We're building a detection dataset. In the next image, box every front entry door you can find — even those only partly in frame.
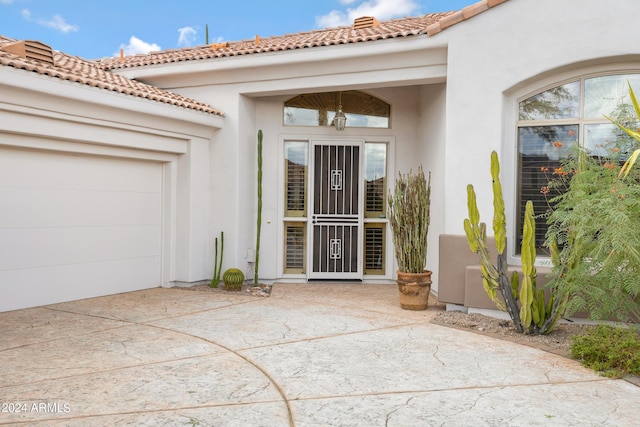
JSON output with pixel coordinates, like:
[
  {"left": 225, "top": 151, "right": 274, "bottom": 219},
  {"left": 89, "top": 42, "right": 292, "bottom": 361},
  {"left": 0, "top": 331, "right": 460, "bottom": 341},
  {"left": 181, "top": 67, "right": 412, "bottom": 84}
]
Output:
[{"left": 308, "top": 140, "right": 363, "bottom": 279}]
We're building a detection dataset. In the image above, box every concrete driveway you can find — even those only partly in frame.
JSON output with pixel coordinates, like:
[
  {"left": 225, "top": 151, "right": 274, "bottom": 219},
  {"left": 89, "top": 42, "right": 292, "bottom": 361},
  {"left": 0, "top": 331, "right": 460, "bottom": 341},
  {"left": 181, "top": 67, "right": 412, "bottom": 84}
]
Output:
[{"left": 1, "top": 283, "right": 639, "bottom": 426}]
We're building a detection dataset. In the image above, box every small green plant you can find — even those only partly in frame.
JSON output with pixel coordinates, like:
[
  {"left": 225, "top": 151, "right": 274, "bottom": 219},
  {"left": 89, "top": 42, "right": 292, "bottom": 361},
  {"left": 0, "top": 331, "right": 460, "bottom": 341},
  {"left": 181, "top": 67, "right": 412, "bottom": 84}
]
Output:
[
  {"left": 464, "top": 151, "right": 568, "bottom": 335},
  {"left": 209, "top": 231, "right": 224, "bottom": 288},
  {"left": 571, "top": 325, "right": 640, "bottom": 378},
  {"left": 223, "top": 268, "right": 245, "bottom": 291},
  {"left": 387, "top": 166, "right": 431, "bottom": 273}
]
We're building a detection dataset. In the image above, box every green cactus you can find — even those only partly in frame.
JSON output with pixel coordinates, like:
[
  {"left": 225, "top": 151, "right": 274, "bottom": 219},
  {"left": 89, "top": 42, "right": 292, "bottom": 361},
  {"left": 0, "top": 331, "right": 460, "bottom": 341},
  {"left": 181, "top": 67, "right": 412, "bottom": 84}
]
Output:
[
  {"left": 223, "top": 268, "right": 245, "bottom": 291},
  {"left": 254, "top": 129, "right": 263, "bottom": 285},
  {"left": 209, "top": 231, "right": 224, "bottom": 288},
  {"left": 464, "top": 151, "right": 567, "bottom": 335}
]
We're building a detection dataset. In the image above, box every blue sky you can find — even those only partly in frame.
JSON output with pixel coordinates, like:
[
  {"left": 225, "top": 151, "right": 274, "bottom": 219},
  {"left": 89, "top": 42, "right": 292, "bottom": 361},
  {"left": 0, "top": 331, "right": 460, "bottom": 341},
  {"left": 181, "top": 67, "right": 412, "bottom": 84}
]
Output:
[{"left": 0, "top": 0, "right": 476, "bottom": 59}]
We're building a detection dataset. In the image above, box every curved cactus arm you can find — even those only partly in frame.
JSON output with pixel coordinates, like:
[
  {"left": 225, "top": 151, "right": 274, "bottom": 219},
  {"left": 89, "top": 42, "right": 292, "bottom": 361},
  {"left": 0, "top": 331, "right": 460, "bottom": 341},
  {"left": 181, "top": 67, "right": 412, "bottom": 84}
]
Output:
[
  {"left": 519, "top": 201, "right": 536, "bottom": 330},
  {"left": 510, "top": 272, "right": 520, "bottom": 300},
  {"left": 210, "top": 236, "right": 219, "bottom": 288},
  {"left": 490, "top": 151, "right": 507, "bottom": 255},
  {"left": 465, "top": 185, "right": 505, "bottom": 310},
  {"left": 218, "top": 231, "right": 224, "bottom": 282},
  {"left": 209, "top": 231, "right": 225, "bottom": 288},
  {"left": 467, "top": 184, "right": 481, "bottom": 226},
  {"left": 540, "top": 289, "right": 569, "bottom": 334}
]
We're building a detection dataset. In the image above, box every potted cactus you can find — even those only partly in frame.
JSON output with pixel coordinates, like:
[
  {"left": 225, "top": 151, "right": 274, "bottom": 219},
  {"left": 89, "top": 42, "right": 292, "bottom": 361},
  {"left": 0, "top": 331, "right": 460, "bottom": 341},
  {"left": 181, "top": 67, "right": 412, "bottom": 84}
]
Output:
[{"left": 387, "top": 166, "right": 432, "bottom": 310}]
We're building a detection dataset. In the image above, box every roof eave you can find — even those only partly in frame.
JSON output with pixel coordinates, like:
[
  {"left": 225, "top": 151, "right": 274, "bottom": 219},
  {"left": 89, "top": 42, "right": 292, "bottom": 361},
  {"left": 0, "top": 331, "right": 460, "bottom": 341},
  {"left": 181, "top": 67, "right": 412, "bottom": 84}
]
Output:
[
  {"left": 112, "top": 33, "right": 447, "bottom": 82},
  {"left": 0, "top": 65, "right": 225, "bottom": 131}
]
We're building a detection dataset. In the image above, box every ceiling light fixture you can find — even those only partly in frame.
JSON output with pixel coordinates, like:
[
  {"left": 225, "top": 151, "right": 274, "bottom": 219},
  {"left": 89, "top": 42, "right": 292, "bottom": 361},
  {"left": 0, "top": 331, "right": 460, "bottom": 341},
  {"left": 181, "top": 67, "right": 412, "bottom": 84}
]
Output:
[{"left": 334, "top": 92, "right": 346, "bottom": 131}]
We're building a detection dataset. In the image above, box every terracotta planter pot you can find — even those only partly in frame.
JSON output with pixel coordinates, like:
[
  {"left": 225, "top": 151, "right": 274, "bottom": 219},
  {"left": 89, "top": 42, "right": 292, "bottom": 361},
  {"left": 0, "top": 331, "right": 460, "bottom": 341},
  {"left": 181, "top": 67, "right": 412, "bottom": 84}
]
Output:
[{"left": 397, "top": 270, "right": 432, "bottom": 310}]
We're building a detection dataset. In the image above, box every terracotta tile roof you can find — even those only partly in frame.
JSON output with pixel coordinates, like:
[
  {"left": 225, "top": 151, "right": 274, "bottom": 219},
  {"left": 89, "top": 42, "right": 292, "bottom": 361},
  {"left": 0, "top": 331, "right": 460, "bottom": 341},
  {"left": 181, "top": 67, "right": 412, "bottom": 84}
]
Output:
[
  {"left": 426, "top": 0, "right": 509, "bottom": 35},
  {"left": 98, "top": 1, "right": 510, "bottom": 71},
  {"left": 98, "top": 13, "right": 455, "bottom": 70},
  {"left": 0, "top": 36, "right": 223, "bottom": 117}
]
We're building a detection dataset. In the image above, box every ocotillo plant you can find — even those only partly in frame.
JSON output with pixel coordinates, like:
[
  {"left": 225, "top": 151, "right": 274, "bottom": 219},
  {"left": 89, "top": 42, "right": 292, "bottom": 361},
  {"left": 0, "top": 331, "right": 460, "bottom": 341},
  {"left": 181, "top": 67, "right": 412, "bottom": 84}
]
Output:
[
  {"left": 209, "top": 231, "right": 224, "bottom": 288},
  {"left": 464, "top": 151, "right": 567, "bottom": 335},
  {"left": 254, "top": 130, "right": 263, "bottom": 285}
]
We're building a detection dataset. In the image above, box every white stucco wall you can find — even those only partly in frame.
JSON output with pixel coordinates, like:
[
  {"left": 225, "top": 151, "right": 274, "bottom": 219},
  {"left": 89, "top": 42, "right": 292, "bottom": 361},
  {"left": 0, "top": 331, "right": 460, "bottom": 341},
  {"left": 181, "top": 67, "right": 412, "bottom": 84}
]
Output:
[
  {"left": 173, "top": 82, "right": 447, "bottom": 283},
  {"left": 417, "top": 83, "right": 447, "bottom": 293},
  {"left": 0, "top": 68, "right": 220, "bottom": 310},
  {"left": 442, "top": 0, "right": 640, "bottom": 249}
]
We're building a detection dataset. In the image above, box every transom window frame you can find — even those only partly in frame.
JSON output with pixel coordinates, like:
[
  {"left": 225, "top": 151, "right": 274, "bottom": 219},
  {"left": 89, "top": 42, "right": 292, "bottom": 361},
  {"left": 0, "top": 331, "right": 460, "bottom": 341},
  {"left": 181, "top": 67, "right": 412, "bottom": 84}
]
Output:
[
  {"left": 506, "top": 67, "right": 640, "bottom": 267},
  {"left": 283, "top": 90, "right": 392, "bottom": 129}
]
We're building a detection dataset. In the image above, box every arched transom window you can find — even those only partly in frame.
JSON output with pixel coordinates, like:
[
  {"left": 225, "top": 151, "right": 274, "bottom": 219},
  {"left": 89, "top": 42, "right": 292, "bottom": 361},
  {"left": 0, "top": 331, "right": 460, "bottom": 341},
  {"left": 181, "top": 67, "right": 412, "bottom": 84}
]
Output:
[{"left": 284, "top": 91, "right": 390, "bottom": 128}]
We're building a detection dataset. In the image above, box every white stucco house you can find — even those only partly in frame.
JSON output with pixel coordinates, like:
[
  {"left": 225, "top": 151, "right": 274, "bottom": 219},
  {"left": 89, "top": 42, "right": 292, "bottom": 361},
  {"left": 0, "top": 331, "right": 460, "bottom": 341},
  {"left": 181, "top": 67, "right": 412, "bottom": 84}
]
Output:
[{"left": 2, "top": 0, "right": 639, "bottom": 312}]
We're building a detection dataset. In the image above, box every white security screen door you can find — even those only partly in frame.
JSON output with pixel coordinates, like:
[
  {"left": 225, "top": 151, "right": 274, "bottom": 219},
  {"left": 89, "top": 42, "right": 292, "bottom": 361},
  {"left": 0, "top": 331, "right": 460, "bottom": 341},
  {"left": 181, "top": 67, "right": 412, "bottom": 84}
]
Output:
[{"left": 308, "top": 140, "right": 364, "bottom": 279}]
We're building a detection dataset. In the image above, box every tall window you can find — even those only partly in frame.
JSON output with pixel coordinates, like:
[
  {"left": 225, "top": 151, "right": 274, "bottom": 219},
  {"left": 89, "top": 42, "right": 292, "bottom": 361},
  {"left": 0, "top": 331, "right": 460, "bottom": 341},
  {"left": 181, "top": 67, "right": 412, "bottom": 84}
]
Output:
[
  {"left": 284, "top": 91, "right": 390, "bottom": 128},
  {"left": 283, "top": 142, "right": 308, "bottom": 273},
  {"left": 364, "top": 143, "right": 387, "bottom": 275},
  {"left": 516, "top": 73, "right": 640, "bottom": 254}
]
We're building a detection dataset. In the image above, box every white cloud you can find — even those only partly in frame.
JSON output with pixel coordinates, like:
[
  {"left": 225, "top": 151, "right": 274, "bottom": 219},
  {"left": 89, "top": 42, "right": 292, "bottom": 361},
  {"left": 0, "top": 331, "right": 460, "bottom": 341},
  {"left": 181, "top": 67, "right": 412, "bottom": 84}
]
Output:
[
  {"left": 21, "top": 8, "right": 79, "bottom": 33},
  {"left": 0, "top": 0, "right": 16, "bottom": 5},
  {"left": 316, "top": 0, "right": 421, "bottom": 28},
  {"left": 316, "top": 10, "right": 346, "bottom": 28},
  {"left": 117, "top": 36, "right": 161, "bottom": 56},
  {"left": 177, "top": 26, "right": 197, "bottom": 47}
]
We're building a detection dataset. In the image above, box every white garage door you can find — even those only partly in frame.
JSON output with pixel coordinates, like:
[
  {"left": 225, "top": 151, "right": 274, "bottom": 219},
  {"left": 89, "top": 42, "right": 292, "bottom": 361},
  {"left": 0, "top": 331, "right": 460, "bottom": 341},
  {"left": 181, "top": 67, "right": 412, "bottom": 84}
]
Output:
[{"left": 0, "top": 147, "right": 163, "bottom": 312}]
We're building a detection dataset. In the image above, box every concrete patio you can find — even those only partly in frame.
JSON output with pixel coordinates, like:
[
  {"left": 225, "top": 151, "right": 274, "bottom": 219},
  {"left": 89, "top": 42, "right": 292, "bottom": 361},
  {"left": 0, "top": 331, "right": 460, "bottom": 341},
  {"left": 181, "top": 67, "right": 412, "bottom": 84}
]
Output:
[{"left": 1, "top": 283, "right": 639, "bottom": 426}]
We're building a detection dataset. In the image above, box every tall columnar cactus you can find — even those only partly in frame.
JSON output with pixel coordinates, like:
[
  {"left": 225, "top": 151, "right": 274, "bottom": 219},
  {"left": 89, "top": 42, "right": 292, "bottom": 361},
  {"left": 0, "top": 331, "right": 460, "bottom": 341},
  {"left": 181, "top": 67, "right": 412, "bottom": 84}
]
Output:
[
  {"left": 210, "top": 231, "right": 224, "bottom": 288},
  {"left": 254, "top": 129, "right": 263, "bottom": 285},
  {"left": 464, "top": 151, "right": 567, "bottom": 335}
]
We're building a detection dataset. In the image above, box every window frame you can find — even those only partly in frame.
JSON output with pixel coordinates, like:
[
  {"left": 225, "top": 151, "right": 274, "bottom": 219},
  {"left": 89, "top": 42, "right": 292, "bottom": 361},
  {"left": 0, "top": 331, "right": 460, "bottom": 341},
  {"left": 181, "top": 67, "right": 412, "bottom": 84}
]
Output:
[
  {"left": 283, "top": 90, "right": 392, "bottom": 129},
  {"left": 509, "top": 69, "right": 640, "bottom": 266}
]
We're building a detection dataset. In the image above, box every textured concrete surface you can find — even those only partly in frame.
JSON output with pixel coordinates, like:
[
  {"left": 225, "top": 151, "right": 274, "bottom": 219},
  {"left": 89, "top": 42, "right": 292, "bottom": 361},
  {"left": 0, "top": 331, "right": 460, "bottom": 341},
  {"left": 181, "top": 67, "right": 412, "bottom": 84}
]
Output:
[{"left": 1, "top": 283, "right": 638, "bottom": 426}]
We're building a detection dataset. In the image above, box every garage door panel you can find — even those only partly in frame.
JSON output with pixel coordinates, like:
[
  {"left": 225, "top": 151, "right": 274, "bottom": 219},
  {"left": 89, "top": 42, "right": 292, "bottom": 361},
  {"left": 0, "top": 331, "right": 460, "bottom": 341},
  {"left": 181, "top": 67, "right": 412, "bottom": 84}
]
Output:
[
  {"left": 0, "top": 149, "right": 162, "bottom": 193},
  {"left": 0, "top": 257, "right": 160, "bottom": 312},
  {"left": 0, "top": 225, "right": 160, "bottom": 270},
  {"left": 0, "top": 188, "right": 161, "bottom": 228},
  {"left": 0, "top": 147, "right": 164, "bottom": 312}
]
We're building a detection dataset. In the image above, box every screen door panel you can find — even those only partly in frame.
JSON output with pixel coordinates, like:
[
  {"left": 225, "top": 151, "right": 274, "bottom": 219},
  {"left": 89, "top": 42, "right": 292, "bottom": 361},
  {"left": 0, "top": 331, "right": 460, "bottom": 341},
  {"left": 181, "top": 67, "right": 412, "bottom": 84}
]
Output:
[{"left": 310, "top": 143, "right": 362, "bottom": 278}]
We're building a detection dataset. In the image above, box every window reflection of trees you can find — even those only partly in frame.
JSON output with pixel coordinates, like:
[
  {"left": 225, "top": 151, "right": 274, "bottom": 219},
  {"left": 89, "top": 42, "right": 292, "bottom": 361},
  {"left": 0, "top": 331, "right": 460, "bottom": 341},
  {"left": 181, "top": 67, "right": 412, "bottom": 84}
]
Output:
[{"left": 284, "top": 91, "right": 390, "bottom": 128}]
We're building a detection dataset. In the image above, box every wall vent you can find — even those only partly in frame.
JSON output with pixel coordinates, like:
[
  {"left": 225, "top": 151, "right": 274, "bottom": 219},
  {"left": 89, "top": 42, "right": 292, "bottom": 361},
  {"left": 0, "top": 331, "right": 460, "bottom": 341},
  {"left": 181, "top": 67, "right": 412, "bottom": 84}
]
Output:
[
  {"left": 0, "top": 40, "right": 55, "bottom": 66},
  {"left": 353, "top": 16, "right": 380, "bottom": 29}
]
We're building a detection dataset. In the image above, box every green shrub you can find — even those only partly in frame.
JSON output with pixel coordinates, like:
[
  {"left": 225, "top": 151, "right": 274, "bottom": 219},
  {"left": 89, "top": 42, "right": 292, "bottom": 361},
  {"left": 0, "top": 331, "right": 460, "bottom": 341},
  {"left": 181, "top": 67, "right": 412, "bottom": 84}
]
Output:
[
  {"left": 545, "top": 145, "right": 640, "bottom": 321},
  {"left": 571, "top": 325, "right": 640, "bottom": 378},
  {"left": 544, "top": 85, "right": 640, "bottom": 322}
]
